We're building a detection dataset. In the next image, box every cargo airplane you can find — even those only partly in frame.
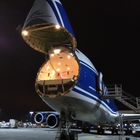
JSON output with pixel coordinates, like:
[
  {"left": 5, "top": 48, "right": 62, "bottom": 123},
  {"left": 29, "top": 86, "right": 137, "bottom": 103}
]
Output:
[{"left": 21, "top": 0, "right": 137, "bottom": 139}]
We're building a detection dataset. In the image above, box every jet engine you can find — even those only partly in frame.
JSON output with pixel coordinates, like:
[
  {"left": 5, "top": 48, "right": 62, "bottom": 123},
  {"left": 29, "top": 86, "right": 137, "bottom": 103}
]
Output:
[
  {"left": 34, "top": 112, "right": 47, "bottom": 124},
  {"left": 34, "top": 112, "right": 59, "bottom": 128},
  {"left": 46, "top": 113, "right": 59, "bottom": 128}
]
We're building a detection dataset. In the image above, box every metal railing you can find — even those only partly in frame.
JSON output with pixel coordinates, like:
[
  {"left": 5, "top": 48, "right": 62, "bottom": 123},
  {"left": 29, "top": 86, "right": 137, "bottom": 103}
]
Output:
[{"left": 102, "top": 84, "right": 140, "bottom": 113}]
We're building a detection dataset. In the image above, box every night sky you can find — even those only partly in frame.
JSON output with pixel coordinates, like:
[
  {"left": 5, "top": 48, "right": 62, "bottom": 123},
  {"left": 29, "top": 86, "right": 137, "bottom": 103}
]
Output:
[{"left": 0, "top": 0, "right": 140, "bottom": 120}]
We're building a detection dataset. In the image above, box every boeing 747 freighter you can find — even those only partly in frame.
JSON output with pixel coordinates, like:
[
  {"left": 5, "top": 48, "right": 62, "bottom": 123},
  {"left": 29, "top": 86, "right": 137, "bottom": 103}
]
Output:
[{"left": 21, "top": 0, "right": 138, "bottom": 139}]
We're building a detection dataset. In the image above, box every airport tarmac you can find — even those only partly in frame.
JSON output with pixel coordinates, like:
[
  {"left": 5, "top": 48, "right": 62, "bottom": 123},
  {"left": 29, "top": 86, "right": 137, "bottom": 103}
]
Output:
[{"left": 0, "top": 128, "right": 140, "bottom": 140}]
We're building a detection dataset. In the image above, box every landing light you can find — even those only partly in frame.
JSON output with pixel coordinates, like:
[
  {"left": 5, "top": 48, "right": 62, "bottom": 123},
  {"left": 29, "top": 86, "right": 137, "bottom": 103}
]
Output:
[
  {"left": 22, "top": 30, "right": 29, "bottom": 36},
  {"left": 55, "top": 24, "right": 61, "bottom": 29}
]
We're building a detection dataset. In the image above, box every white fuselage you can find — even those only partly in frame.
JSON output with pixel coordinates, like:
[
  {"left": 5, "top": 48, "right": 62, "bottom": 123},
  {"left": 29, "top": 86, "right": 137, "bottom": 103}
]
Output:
[{"left": 40, "top": 49, "right": 119, "bottom": 124}]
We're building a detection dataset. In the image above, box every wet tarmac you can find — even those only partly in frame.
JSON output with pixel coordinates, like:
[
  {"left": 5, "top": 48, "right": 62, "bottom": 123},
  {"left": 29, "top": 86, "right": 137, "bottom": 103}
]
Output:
[{"left": 0, "top": 128, "right": 139, "bottom": 140}]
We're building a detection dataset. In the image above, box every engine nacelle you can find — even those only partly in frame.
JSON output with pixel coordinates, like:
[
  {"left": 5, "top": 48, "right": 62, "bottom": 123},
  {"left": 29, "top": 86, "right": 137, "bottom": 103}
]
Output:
[
  {"left": 46, "top": 114, "right": 59, "bottom": 128},
  {"left": 34, "top": 112, "right": 47, "bottom": 124},
  {"left": 34, "top": 112, "right": 59, "bottom": 128}
]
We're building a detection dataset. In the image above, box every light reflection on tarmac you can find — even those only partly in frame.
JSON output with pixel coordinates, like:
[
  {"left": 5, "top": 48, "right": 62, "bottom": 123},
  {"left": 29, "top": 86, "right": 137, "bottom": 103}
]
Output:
[{"left": 0, "top": 128, "right": 140, "bottom": 140}]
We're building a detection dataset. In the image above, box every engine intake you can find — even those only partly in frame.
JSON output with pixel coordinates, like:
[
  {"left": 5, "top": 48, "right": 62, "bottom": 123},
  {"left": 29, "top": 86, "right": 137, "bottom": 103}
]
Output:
[
  {"left": 34, "top": 113, "right": 45, "bottom": 124},
  {"left": 34, "top": 112, "right": 59, "bottom": 128},
  {"left": 46, "top": 114, "right": 59, "bottom": 128}
]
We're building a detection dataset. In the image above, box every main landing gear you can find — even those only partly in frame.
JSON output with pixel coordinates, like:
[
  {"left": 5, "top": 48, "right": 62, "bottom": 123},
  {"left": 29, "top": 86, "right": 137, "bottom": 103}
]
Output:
[{"left": 55, "top": 111, "right": 78, "bottom": 140}]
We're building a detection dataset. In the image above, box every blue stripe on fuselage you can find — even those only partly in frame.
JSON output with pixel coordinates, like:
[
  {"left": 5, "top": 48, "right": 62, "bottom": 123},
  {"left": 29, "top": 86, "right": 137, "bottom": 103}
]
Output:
[
  {"left": 55, "top": 2, "right": 75, "bottom": 36},
  {"left": 73, "top": 87, "right": 117, "bottom": 115},
  {"left": 79, "top": 60, "right": 98, "bottom": 75},
  {"left": 76, "top": 62, "right": 118, "bottom": 114},
  {"left": 77, "top": 62, "right": 97, "bottom": 93},
  {"left": 47, "top": 0, "right": 75, "bottom": 36},
  {"left": 47, "top": 0, "right": 62, "bottom": 26}
]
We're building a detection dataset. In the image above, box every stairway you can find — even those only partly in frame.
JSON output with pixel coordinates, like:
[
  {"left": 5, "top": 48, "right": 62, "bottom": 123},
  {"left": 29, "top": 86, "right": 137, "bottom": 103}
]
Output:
[{"left": 102, "top": 84, "right": 140, "bottom": 113}]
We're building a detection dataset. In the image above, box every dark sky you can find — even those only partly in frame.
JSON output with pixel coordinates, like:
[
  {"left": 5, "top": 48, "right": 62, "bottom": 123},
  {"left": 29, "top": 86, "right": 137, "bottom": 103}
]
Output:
[{"left": 0, "top": 0, "right": 140, "bottom": 120}]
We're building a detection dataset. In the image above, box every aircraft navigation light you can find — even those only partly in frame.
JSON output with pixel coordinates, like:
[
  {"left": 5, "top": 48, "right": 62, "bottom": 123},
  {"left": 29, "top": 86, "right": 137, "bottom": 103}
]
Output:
[
  {"left": 22, "top": 30, "right": 29, "bottom": 36},
  {"left": 55, "top": 24, "right": 61, "bottom": 29}
]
